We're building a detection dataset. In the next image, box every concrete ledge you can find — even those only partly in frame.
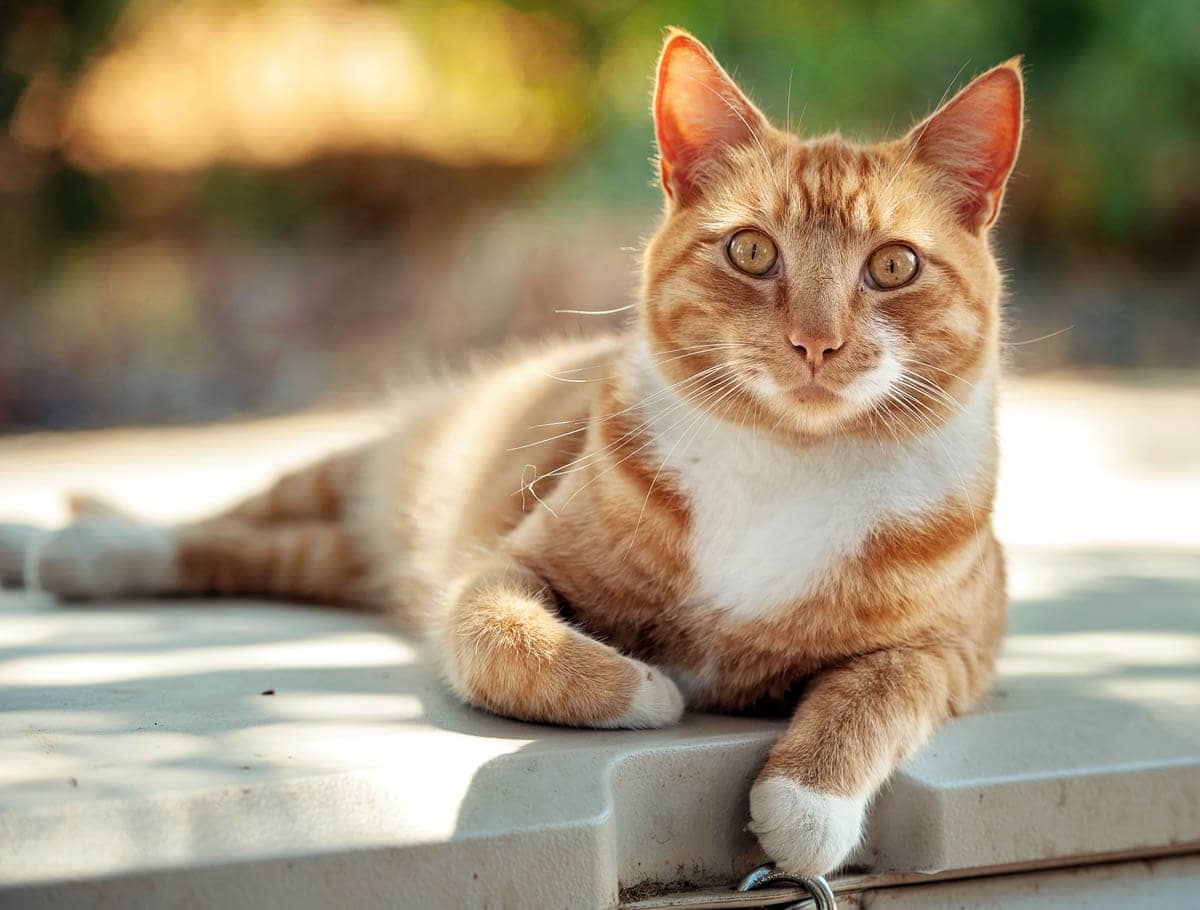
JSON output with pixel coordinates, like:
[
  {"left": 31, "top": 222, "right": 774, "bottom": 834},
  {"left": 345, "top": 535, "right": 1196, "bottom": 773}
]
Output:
[
  {"left": 1, "top": 548, "right": 1198, "bottom": 907},
  {"left": 3, "top": 376, "right": 1198, "bottom": 906}
]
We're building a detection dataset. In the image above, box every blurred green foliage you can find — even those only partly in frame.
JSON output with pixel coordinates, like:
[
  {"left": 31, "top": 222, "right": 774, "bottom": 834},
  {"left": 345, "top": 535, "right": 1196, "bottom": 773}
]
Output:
[
  {"left": 1, "top": 1, "right": 1197, "bottom": 428},
  {"left": 6, "top": 0, "right": 1199, "bottom": 252},
  {"left": 539, "top": 0, "right": 1200, "bottom": 251}
]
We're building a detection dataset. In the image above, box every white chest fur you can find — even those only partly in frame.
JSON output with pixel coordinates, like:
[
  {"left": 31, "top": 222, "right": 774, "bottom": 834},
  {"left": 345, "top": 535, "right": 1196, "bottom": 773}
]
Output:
[{"left": 637, "top": 358, "right": 996, "bottom": 620}]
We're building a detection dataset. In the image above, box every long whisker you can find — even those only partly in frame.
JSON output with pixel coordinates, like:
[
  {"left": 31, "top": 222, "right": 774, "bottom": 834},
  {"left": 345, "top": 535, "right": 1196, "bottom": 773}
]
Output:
[
  {"left": 519, "top": 361, "right": 749, "bottom": 501},
  {"left": 560, "top": 368, "right": 747, "bottom": 511},
  {"left": 546, "top": 342, "right": 751, "bottom": 379},
  {"left": 884, "top": 58, "right": 972, "bottom": 192},
  {"left": 685, "top": 74, "right": 781, "bottom": 196},
  {"left": 537, "top": 366, "right": 743, "bottom": 486},
  {"left": 622, "top": 374, "right": 746, "bottom": 555},
  {"left": 899, "top": 357, "right": 979, "bottom": 391},
  {"left": 872, "top": 397, "right": 905, "bottom": 447},
  {"left": 895, "top": 371, "right": 965, "bottom": 415},
  {"left": 885, "top": 385, "right": 984, "bottom": 564},
  {"left": 542, "top": 342, "right": 753, "bottom": 387},
  {"left": 1004, "top": 325, "right": 1075, "bottom": 347},
  {"left": 510, "top": 359, "right": 736, "bottom": 451},
  {"left": 564, "top": 355, "right": 745, "bottom": 432},
  {"left": 785, "top": 68, "right": 794, "bottom": 132},
  {"left": 519, "top": 464, "right": 559, "bottom": 518},
  {"left": 554, "top": 304, "right": 637, "bottom": 316}
]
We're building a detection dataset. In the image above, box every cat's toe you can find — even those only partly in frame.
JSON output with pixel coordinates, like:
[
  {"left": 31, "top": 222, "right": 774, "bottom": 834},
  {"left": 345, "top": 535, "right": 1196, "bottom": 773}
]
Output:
[
  {"left": 748, "top": 776, "right": 866, "bottom": 877},
  {"left": 599, "top": 660, "right": 685, "bottom": 729},
  {"left": 29, "top": 518, "right": 178, "bottom": 600},
  {"left": 0, "top": 523, "right": 44, "bottom": 588}
]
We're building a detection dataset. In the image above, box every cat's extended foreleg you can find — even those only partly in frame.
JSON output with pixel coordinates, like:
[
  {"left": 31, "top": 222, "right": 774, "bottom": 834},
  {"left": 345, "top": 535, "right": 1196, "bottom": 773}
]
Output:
[
  {"left": 434, "top": 557, "right": 683, "bottom": 729},
  {"left": 749, "top": 642, "right": 992, "bottom": 876}
]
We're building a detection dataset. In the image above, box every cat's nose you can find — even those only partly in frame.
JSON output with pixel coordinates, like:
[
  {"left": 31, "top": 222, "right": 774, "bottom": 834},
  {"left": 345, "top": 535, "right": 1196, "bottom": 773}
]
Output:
[{"left": 788, "top": 330, "right": 844, "bottom": 370}]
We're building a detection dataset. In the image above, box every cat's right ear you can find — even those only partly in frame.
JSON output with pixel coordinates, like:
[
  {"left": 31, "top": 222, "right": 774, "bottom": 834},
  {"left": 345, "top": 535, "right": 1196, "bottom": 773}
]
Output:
[
  {"left": 905, "top": 60, "right": 1024, "bottom": 232},
  {"left": 653, "top": 29, "right": 769, "bottom": 205}
]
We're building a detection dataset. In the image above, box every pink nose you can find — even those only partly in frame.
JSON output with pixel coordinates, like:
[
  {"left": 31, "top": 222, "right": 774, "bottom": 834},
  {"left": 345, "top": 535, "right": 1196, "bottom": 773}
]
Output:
[{"left": 788, "top": 330, "right": 844, "bottom": 370}]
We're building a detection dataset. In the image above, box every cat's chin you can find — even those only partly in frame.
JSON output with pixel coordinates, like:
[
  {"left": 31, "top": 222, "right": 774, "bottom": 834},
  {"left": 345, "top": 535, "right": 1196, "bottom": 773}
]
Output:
[
  {"left": 749, "top": 373, "right": 843, "bottom": 408},
  {"left": 751, "top": 379, "right": 868, "bottom": 435},
  {"left": 786, "top": 382, "right": 841, "bottom": 405}
]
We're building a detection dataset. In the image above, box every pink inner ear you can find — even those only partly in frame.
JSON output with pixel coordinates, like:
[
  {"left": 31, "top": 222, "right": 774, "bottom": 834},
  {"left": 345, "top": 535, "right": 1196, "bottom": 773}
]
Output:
[
  {"left": 913, "top": 65, "right": 1023, "bottom": 230},
  {"left": 654, "top": 33, "right": 766, "bottom": 201}
]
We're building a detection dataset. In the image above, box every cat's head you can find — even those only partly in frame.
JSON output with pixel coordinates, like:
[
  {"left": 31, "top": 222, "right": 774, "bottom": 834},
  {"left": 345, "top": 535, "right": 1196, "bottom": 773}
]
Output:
[{"left": 640, "top": 30, "right": 1023, "bottom": 441}]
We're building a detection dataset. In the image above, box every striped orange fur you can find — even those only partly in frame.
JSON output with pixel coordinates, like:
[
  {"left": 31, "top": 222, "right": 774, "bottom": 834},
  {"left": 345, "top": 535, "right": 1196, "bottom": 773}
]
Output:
[{"left": 12, "top": 29, "right": 1024, "bottom": 877}]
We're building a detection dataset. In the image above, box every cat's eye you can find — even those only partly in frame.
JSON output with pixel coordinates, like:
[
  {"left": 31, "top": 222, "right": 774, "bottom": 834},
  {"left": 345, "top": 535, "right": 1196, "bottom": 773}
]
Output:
[
  {"left": 866, "top": 243, "right": 919, "bottom": 289},
  {"left": 727, "top": 229, "right": 779, "bottom": 277}
]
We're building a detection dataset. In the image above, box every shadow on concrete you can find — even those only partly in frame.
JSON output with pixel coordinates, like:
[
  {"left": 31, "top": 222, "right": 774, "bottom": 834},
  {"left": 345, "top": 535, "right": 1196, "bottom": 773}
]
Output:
[{"left": 1, "top": 547, "right": 1196, "bottom": 898}]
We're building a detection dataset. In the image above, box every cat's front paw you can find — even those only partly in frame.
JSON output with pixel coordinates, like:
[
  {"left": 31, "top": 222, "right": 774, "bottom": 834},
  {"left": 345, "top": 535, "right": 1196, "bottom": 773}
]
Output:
[
  {"left": 29, "top": 518, "right": 178, "bottom": 600},
  {"left": 748, "top": 776, "right": 866, "bottom": 877},
  {"left": 596, "top": 659, "right": 685, "bottom": 729}
]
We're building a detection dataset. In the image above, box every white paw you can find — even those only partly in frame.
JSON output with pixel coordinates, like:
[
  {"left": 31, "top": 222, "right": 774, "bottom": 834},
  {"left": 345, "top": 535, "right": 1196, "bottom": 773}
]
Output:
[
  {"left": 0, "top": 524, "right": 45, "bottom": 587},
  {"left": 749, "top": 777, "right": 867, "bottom": 876},
  {"left": 597, "top": 660, "right": 686, "bottom": 729},
  {"left": 29, "top": 518, "right": 178, "bottom": 600}
]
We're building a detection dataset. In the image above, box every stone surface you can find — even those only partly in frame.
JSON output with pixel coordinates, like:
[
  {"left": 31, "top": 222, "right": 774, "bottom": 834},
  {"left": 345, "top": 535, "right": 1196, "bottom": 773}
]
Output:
[
  {"left": 0, "top": 547, "right": 1197, "bottom": 907},
  {"left": 1, "top": 376, "right": 1197, "bottom": 906}
]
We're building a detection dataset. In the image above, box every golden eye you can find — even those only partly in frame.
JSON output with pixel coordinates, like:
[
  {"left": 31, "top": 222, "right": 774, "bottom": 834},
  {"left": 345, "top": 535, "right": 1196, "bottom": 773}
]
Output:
[
  {"left": 867, "top": 243, "right": 919, "bottom": 289},
  {"left": 727, "top": 229, "right": 779, "bottom": 277}
]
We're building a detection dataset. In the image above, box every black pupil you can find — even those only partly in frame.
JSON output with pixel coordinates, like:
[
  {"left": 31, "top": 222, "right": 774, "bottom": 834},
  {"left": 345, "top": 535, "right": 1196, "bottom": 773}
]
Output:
[
  {"left": 887, "top": 257, "right": 896, "bottom": 274},
  {"left": 750, "top": 242, "right": 758, "bottom": 260}
]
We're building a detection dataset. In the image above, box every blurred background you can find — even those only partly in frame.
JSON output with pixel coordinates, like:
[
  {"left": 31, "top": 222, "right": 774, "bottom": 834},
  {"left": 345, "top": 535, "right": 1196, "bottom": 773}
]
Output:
[
  {"left": 3, "top": 4, "right": 1197, "bottom": 851},
  {"left": 1, "top": 0, "right": 1197, "bottom": 431}
]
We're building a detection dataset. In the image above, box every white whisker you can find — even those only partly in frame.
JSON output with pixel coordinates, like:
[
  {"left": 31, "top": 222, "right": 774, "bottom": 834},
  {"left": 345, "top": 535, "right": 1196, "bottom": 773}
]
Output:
[
  {"left": 562, "top": 366, "right": 746, "bottom": 511},
  {"left": 1004, "top": 325, "right": 1075, "bottom": 347},
  {"left": 900, "top": 357, "right": 979, "bottom": 390},
  {"left": 684, "top": 73, "right": 781, "bottom": 196},
  {"left": 517, "top": 360, "right": 749, "bottom": 505},
  {"left": 885, "top": 385, "right": 984, "bottom": 564},
  {"left": 555, "top": 304, "right": 637, "bottom": 316},
  {"left": 884, "top": 59, "right": 972, "bottom": 192},
  {"left": 533, "top": 343, "right": 754, "bottom": 424},
  {"left": 622, "top": 372, "right": 747, "bottom": 555},
  {"left": 510, "top": 359, "right": 735, "bottom": 452}
]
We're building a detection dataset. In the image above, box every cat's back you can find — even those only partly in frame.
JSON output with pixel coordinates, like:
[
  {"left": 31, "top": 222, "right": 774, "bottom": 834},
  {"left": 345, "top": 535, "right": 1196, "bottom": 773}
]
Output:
[{"left": 353, "top": 334, "right": 625, "bottom": 597}]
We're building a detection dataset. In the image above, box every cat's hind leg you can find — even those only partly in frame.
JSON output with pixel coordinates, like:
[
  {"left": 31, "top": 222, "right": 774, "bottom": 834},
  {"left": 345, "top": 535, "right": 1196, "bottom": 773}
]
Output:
[
  {"left": 29, "top": 517, "right": 369, "bottom": 605},
  {"left": 214, "top": 448, "right": 364, "bottom": 524},
  {"left": 29, "top": 517, "right": 178, "bottom": 599},
  {"left": 434, "top": 556, "right": 684, "bottom": 729},
  {"left": 0, "top": 523, "right": 45, "bottom": 588},
  {"left": 23, "top": 446, "right": 373, "bottom": 603},
  {"left": 174, "top": 519, "right": 369, "bottom": 604}
]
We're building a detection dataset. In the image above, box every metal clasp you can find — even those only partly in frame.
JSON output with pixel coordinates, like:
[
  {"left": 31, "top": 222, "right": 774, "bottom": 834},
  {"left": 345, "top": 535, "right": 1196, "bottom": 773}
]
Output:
[{"left": 737, "top": 864, "right": 837, "bottom": 910}]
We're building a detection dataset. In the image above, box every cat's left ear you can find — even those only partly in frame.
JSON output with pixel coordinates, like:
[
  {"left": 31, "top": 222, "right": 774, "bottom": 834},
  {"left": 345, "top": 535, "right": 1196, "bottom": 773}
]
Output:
[
  {"left": 906, "top": 59, "right": 1024, "bottom": 232},
  {"left": 654, "top": 29, "right": 769, "bottom": 205}
]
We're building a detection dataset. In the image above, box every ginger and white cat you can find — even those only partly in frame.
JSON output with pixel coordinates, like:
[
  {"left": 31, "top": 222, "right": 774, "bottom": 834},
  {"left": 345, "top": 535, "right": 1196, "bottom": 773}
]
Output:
[{"left": 3, "top": 30, "right": 1023, "bottom": 877}]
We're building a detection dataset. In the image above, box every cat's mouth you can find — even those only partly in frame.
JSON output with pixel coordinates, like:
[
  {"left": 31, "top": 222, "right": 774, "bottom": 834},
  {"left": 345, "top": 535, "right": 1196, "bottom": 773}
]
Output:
[{"left": 785, "top": 381, "right": 841, "bottom": 405}]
